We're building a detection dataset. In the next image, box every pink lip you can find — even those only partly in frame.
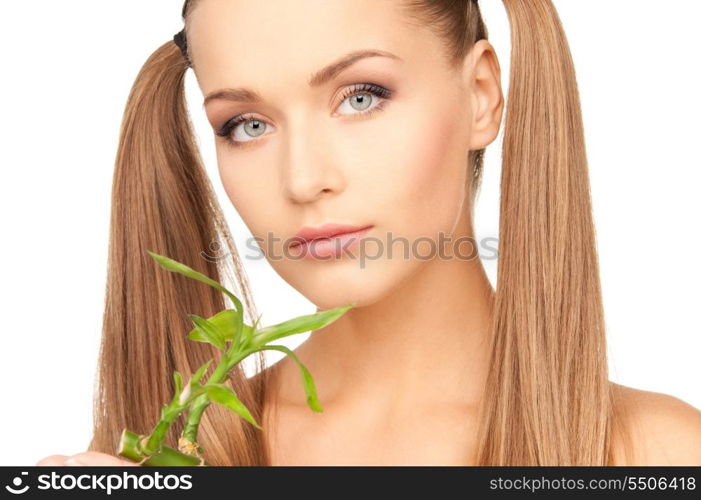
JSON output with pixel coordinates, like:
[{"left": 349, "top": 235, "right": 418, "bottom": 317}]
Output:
[
  {"left": 291, "top": 223, "right": 373, "bottom": 247},
  {"left": 289, "top": 224, "right": 374, "bottom": 260}
]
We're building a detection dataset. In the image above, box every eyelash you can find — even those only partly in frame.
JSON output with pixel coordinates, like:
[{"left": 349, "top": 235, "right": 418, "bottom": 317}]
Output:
[{"left": 215, "top": 83, "right": 393, "bottom": 149}]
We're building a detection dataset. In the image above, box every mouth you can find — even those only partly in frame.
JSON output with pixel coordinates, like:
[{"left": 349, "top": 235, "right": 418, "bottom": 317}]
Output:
[
  {"left": 289, "top": 224, "right": 374, "bottom": 259},
  {"left": 290, "top": 223, "right": 374, "bottom": 248}
]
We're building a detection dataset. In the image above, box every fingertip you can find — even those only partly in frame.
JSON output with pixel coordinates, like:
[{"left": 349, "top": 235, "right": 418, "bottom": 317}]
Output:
[{"left": 35, "top": 454, "right": 70, "bottom": 466}]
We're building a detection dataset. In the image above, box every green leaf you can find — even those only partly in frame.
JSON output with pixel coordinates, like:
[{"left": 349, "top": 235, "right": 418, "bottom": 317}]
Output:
[
  {"left": 258, "top": 345, "right": 323, "bottom": 413},
  {"left": 147, "top": 250, "right": 245, "bottom": 347},
  {"left": 173, "top": 371, "right": 183, "bottom": 399},
  {"left": 253, "top": 302, "right": 356, "bottom": 347},
  {"left": 188, "top": 314, "right": 226, "bottom": 351},
  {"left": 186, "top": 309, "right": 254, "bottom": 345},
  {"left": 251, "top": 313, "right": 263, "bottom": 331},
  {"left": 178, "top": 380, "right": 206, "bottom": 406},
  {"left": 205, "top": 383, "right": 262, "bottom": 430},
  {"left": 147, "top": 250, "right": 233, "bottom": 299},
  {"left": 190, "top": 359, "right": 213, "bottom": 385},
  {"left": 240, "top": 313, "right": 263, "bottom": 349}
]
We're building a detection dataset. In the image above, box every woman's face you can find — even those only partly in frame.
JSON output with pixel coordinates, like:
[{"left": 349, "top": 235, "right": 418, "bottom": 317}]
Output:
[{"left": 190, "top": 0, "right": 488, "bottom": 310}]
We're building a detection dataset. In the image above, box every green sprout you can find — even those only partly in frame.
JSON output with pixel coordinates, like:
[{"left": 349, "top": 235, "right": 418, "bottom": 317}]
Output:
[{"left": 116, "top": 250, "right": 356, "bottom": 466}]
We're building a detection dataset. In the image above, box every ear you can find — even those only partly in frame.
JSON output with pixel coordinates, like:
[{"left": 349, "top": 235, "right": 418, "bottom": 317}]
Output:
[{"left": 462, "top": 39, "right": 504, "bottom": 150}]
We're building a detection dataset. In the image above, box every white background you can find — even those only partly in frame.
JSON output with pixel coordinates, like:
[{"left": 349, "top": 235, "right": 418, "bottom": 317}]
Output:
[{"left": 0, "top": 1, "right": 699, "bottom": 465}]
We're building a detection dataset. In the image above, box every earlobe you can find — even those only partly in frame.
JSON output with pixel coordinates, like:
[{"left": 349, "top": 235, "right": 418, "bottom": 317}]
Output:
[{"left": 465, "top": 39, "right": 504, "bottom": 150}]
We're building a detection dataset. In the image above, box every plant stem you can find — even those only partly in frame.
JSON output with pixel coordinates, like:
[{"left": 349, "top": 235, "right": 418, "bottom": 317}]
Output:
[
  {"left": 181, "top": 394, "right": 208, "bottom": 445},
  {"left": 118, "top": 375, "right": 204, "bottom": 463},
  {"left": 180, "top": 346, "right": 258, "bottom": 451},
  {"left": 120, "top": 341, "right": 262, "bottom": 463},
  {"left": 142, "top": 402, "right": 187, "bottom": 456},
  {"left": 118, "top": 429, "right": 207, "bottom": 466}
]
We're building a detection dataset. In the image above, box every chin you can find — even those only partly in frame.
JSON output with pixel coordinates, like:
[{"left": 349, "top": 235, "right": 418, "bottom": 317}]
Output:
[
  {"left": 302, "top": 281, "right": 382, "bottom": 312},
  {"left": 301, "top": 263, "right": 414, "bottom": 311}
]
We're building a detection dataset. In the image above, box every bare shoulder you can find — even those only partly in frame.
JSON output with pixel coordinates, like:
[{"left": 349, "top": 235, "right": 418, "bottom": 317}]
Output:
[{"left": 610, "top": 382, "right": 701, "bottom": 465}]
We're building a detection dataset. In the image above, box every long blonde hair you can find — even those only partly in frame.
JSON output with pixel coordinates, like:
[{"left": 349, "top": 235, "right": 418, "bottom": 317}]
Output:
[{"left": 88, "top": 0, "right": 626, "bottom": 465}]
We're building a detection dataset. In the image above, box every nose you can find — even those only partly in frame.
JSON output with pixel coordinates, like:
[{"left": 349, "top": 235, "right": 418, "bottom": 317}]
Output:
[{"left": 280, "top": 115, "right": 344, "bottom": 204}]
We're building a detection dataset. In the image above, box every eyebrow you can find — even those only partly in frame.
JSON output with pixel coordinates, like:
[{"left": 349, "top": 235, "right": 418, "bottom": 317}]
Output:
[{"left": 202, "top": 49, "right": 402, "bottom": 108}]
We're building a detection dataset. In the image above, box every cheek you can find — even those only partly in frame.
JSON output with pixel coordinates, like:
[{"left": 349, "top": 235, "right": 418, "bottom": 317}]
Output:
[
  {"left": 216, "top": 156, "right": 274, "bottom": 238},
  {"left": 373, "top": 107, "right": 467, "bottom": 235},
  {"left": 217, "top": 159, "right": 249, "bottom": 215}
]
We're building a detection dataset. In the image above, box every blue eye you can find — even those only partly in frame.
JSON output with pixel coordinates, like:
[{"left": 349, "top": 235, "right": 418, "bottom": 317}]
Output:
[
  {"left": 335, "top": 83, "right": 393, "bottom": 116},
  {"left": 216, "top": 83, "right": 393, "bottom": 149},
  {"left": 220, "top": 115, "right": 273, "bottom": 146}
]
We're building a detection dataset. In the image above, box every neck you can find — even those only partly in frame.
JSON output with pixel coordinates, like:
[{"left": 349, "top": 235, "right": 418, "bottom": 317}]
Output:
[{"left": 278, "top": 238, "right": 495, "bottom": 416}]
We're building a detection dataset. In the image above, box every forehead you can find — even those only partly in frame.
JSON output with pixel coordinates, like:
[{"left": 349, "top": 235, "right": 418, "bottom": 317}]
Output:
[{"left": 187, "top": 0, "right": 441, "bottom": 95}]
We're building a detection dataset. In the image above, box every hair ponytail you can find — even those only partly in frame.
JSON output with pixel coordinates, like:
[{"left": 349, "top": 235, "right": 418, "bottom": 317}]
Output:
[
  {"left": 87, "top": 41, "right": 272, "bottom": 465},
  {"left": 473, "top": 0, "right": 625, "bottom": 465}
]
